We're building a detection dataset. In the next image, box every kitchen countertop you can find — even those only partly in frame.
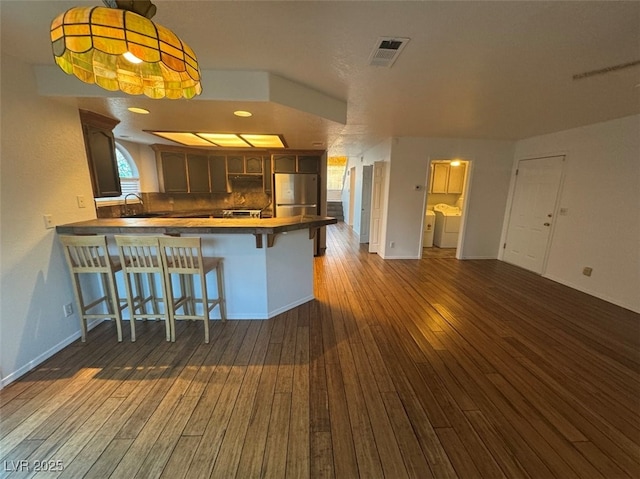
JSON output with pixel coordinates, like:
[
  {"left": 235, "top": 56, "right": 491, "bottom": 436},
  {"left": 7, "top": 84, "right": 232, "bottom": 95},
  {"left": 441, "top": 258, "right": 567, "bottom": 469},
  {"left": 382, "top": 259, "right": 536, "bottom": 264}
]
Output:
[{"left": 56, "top": 215, "right": 337, "bottom": 236}]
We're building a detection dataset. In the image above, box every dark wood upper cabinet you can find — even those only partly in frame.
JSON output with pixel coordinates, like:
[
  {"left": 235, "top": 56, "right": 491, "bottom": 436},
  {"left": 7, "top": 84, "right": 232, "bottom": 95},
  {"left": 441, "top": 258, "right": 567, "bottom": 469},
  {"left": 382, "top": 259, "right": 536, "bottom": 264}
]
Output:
[
  {"left": 210, "top": 156, "right": 229, "bottom": 193},
  {"left": 227, "top": 155, "right": 263, "bottom": 174},
  {"left": 159, "top": 151, "right": 188, "bottom": 193},
  {"left": 79, "top": 110, "right": 121, "bottom": 198},
  {"left": 273, "top": 155, "right": 296, "bottom": 173},
  {"left": 187, "top": 154, "right": 210, "bottom": 192},
  {"left": 297, "top": 155, "right": 320, "bottom": 173},
  {"left": 263, "top": 157, "right": 272, "bottom": 194},
  {"left": 227, "top": 156, "right": 244, "bottom": 174},
  {"left": 245, "top": 156, "right": 263, "bottom": 173},
  {"left": 273, "top": 154, "right": 321, "bottom": 173}
]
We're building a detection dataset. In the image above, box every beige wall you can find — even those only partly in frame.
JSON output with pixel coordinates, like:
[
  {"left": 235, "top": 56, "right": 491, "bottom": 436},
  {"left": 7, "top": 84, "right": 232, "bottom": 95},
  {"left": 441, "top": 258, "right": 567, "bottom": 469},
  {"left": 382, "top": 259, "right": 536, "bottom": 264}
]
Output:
[
  {"left": 511, "top": 115, "right": 640, "bottom": 312},
  {"left": 1, "top": 53, "right": 96, "bottom": 385}
]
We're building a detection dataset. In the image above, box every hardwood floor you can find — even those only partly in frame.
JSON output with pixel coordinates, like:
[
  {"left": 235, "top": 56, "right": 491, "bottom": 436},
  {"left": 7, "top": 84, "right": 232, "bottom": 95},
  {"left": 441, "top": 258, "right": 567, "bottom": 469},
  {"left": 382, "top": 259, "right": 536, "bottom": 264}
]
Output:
[
  {"left": 422, "top": 247, "right": 457, "bottom": 259},
  {"left": 1, "top": 222, "right": 639, "bottom": 478}
]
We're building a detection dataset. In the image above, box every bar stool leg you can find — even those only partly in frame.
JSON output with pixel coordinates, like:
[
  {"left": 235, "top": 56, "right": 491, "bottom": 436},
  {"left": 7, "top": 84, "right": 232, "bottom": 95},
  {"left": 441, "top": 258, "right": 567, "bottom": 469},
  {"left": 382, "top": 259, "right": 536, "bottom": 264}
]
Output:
[
  {"left": 200, "top": 273, "right": 210, "bottom": 343},
  {"left": 216, "top": 264, "right": 227, "bottom": 322},
  {"left": 104, "top": 271, "right": 123, "bottom": 342}
]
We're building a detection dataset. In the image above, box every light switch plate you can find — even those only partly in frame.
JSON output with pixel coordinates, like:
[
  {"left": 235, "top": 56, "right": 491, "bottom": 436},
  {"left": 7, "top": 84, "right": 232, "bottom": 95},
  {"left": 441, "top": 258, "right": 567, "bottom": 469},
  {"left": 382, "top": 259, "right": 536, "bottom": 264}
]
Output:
[{"left": 77, "top": 195, "right": 86, "bottom": 208}]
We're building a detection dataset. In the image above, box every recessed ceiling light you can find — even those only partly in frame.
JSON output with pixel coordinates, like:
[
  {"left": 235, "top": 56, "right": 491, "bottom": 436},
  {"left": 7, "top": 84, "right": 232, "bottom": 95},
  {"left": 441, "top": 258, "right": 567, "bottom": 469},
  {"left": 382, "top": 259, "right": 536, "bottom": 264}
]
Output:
[
  {"left": 128, "top": 107, "right": 150, "bottom": 114},
  {"left": 234, "top": 110, "right": 253, "bottom": 117}
]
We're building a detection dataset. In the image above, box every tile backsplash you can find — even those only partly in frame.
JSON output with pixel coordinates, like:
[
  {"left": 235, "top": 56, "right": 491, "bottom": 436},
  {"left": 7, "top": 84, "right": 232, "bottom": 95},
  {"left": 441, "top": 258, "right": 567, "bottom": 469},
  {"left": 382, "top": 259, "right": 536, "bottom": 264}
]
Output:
[{"left": 96, "top": 183, "right": 272, "bottom": 218}]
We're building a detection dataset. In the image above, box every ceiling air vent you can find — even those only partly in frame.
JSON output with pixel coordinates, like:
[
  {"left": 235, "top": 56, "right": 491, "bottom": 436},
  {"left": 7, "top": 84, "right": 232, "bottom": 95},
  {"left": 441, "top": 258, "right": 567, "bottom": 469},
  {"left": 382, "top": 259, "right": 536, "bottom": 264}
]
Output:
[{"left": 368, "top": 37, "right": 410, "bottom": 67}]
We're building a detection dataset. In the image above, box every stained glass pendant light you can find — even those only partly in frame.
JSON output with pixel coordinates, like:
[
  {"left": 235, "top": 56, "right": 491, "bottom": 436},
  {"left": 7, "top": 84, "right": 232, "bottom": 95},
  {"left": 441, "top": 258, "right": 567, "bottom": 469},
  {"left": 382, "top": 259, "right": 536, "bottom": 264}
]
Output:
[{"left": 50, "top": 1, "right": 202, "bottom": 99}]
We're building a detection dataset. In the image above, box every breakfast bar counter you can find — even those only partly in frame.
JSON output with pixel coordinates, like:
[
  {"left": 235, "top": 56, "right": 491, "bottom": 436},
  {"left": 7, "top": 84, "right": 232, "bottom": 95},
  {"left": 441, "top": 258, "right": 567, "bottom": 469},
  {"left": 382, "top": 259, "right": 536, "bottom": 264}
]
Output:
[
  {"left": 56, "top": 215, "right": 337, "bottom": 247},
  {"left": 56, "top": 215, "right": 337, "bottom": 320}
]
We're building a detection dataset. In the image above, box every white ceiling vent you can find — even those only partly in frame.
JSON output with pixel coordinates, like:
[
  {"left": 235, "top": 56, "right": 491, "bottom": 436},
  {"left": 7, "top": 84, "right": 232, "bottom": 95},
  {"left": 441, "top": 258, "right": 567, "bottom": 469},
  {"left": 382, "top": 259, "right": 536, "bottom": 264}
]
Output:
[{"left": 368, "top": 37, "right": 410, "bottom": 67}]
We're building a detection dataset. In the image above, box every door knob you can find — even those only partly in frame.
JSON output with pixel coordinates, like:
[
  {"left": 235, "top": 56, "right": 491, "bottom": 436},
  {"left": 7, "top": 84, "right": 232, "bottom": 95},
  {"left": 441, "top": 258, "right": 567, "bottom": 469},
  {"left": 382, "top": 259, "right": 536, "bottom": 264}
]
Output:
[{"left": 544, "top": 222, "right": 551, "bottom": 226}]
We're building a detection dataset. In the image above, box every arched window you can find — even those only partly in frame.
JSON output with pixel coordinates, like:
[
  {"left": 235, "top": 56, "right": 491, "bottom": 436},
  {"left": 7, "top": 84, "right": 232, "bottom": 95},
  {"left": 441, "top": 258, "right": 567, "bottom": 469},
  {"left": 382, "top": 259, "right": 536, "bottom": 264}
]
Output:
[{"left": 115, "top": 143, "right": 140, "bottom": 196}]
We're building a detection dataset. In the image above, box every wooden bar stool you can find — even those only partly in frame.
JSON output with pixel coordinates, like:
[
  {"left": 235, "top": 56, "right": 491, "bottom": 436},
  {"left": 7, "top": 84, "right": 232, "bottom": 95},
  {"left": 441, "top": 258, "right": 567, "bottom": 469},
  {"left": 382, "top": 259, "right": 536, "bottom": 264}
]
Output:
[
  {"left": 159, "top": 236, "right": 226, "bottom": 343},
  {"left": 114, "top": 236, "right": 172, "bottom": 342},
  {"left": 59, "top": 235, "right": 125, "bottom": 342}
]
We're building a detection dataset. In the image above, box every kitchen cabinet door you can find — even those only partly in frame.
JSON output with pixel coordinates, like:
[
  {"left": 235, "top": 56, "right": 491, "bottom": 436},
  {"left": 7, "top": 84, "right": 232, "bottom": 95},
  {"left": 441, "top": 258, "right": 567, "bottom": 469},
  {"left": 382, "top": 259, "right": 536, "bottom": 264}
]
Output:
[
  {"left": 187, "top": 154, "right": 210, "bottom": 192},
  {"left": 210, "top": 156, "right": 229, "bottom": 193},
  {"left": 263, "top": 156, "right": 272, "bottom": 194},
  {"left": 227, "top": 156, "right": 244, "bottom": 174},
  {"left": 83, "top": 125, "right": 121, "bottom": 197},
  {"left": 297, "top": 155, "right": 320, "bottom": 173},
  {"left": 273, "top": 155, "right": 296, "bottom": 173},
  {"left": 79, "top": 110, "right": 121, "bottom": 198},
  {"left": 245, "top": 156, "right": 263, "bottom": 173},
  {"left": 447, "top": 163, "right": 466, "bottom": 194},
  {"left": 430, "top": 163, "right": 449, "bottom": 194},
  {"left": 160, "top": 151, "right": 188, "bottom": 193}
]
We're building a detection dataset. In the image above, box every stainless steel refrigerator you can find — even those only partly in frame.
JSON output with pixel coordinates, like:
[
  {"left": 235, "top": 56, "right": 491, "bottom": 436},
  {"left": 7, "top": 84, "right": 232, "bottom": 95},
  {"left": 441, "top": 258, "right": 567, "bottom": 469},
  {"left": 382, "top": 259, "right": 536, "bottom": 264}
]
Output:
[{"left": 274, "top": 173, "right": 319, "bottom": 217}]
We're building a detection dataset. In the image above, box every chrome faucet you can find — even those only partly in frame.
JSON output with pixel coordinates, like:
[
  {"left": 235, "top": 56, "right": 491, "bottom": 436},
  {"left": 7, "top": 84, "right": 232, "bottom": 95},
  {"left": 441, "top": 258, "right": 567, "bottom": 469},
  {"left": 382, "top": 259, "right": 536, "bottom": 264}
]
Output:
[{"left": 123, "top": 193, "right": 143, "bottom": 216}]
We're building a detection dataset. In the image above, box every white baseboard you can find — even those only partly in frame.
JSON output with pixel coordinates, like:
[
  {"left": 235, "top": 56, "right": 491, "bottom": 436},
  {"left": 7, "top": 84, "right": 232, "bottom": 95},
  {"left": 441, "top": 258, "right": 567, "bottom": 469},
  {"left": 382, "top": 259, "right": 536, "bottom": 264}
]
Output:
[
  {"left": 0, "top": 319, "right": 104, "bottom": 389},
  {"left": 268, "top": 295, "right": 315, "bottom": 318},
  {"left": 459, "top": 255, "right": 497, "bottom": 260},
  {"left": 543, "top": 273, "right": 640, "bottom": 314}
]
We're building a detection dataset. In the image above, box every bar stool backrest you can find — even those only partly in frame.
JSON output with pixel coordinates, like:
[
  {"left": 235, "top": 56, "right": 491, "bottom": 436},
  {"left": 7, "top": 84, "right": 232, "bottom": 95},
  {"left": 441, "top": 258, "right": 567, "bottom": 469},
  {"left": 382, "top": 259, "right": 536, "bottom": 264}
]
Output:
[
  {"left": 60, "top": 235, "right": 115, "bottom": 273},
  {"left": 159, "top": 236, "right": 204, "bottom": 275},
  {"left": 115, "top": 235, "right": 163, "bottom": 273}
]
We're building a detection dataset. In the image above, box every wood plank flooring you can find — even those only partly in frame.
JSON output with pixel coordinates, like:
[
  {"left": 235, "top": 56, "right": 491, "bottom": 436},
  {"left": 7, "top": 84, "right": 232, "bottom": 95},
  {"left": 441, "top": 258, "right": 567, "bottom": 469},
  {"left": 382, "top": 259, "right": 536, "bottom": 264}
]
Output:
[{"left": 1, "top": 222, "right": 639, "bottom": 478}]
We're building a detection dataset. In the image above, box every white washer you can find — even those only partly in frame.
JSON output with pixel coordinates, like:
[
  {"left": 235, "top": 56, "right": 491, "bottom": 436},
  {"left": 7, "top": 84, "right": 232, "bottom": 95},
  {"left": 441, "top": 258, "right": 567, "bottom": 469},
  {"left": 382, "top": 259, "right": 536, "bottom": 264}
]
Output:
[
  {"left": 433, "top": 204, "right": 461, "bottom": 248},
  {"left": 423, "top": 210, "right": 435, "bottom": 247}
]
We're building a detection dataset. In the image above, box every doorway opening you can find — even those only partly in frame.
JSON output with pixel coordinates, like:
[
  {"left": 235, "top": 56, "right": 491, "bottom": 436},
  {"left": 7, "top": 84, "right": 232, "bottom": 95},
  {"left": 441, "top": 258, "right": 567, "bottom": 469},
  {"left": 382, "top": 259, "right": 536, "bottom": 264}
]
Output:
[{"left": 423, "top": 158, "right": 470, "bottom": 259}]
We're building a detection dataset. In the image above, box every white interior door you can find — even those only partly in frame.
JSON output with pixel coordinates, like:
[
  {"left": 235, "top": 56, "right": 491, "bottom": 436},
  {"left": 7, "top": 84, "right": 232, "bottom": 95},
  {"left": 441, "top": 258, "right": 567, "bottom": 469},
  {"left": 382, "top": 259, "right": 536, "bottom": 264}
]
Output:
[
  {"left": 360, "top": 165, "right": 372, "bottom": 243},
  {"left": 348, "top": 167, "right": 356, "bottom": 226},
  {"left": 503, "top": 156, "right": 564, "bottom": 274},
  {"left": 369, "top": 161, "right": 385, "bottom": 253}
]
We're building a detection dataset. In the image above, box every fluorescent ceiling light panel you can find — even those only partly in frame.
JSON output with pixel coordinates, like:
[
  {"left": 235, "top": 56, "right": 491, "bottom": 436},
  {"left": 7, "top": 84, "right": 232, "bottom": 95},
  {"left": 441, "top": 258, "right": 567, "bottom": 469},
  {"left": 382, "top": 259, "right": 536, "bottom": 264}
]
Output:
[
  {"left": 147, "top": 131, "right": 287, "bottom": 148},
  {"left": 197, "top": 133, "right": 251, "bottom": 147},
  {"left": 240, "top": 134, "right": 286, "bottom": 148},
  {"left": 151, "top": 132, "right": 213, "bottom": 146}
]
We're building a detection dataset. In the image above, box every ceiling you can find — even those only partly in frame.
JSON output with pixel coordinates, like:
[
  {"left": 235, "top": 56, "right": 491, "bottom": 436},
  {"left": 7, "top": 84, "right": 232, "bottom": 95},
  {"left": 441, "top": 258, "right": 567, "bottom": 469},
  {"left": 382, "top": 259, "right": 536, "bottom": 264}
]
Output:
[{"left": 2, "top": 0, "right": 639, "bottom": 157}]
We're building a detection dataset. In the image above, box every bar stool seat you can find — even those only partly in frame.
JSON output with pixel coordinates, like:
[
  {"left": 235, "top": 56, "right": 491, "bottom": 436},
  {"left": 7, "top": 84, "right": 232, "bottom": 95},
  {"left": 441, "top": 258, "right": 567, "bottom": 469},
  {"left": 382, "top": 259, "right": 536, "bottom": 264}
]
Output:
[
  {"left": 115, "top": 235, "right": 171, "bottom": 342},
  {"left": 59, "top": 235, "right": 125, "bottom": 342},
  {"left": 159, "top": 236, "right": 226, "bottom": 343}
]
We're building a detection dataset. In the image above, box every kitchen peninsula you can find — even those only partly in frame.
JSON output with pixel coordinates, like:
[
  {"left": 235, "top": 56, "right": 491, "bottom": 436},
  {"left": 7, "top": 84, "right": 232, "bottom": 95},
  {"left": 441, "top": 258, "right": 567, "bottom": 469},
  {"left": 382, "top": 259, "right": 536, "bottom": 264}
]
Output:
[{"left": 57, "top": 215, "right": 336, "bottom": 320}]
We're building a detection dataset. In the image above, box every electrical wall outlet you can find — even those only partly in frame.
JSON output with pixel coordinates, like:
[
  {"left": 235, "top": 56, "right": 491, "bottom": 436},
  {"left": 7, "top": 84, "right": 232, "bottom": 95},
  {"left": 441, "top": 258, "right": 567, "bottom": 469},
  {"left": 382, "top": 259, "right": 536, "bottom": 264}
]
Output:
[
  {"left": 63, "top": 303, "right": 73, "bottom": 317},
  {"left": 43, "top": 214, "right": 54, "bottom": 229},
  {"left": 582, "top": 267, "right": 593, "bottom": 277}
]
